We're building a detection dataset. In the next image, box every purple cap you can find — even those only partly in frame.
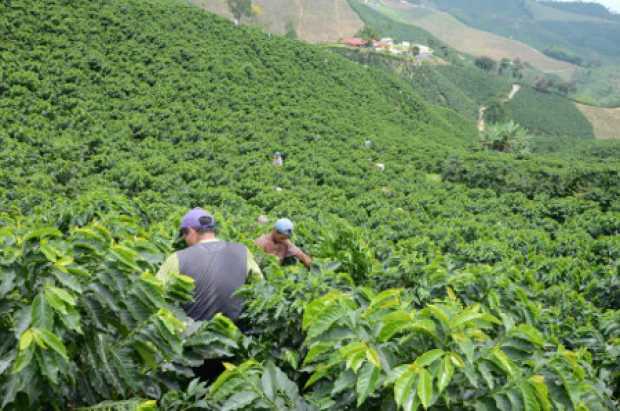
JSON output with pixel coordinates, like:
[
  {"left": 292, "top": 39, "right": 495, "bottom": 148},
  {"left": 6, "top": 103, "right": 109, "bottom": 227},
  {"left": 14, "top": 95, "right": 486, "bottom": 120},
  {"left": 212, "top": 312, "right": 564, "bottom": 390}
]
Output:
[{"left": 180, "top": 208, "right": 216, "bottom": 231}]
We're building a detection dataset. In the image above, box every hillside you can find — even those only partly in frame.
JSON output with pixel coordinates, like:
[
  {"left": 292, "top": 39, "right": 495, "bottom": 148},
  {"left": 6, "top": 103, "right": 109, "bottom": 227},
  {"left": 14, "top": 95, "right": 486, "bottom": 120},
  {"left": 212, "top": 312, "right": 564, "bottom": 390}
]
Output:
[
  {"left": 0, "top": 0, "right": 619, "bottom": 410},
  {"left": 577, "top": 104, "right": 620, "bottom": 139},
  {"left": 427, "top": 0, "right": 620, "bottom": 61},
  {"left": 346, "top": 1, "right": 596, "bottom": 137},
  {"left": 366, "top": 0, "right": 576, "bottom": 77},
  {"left": 422, "top": 0, "right": 620, "bottom": 106},
  {"left": 192, "top": 0, "right": 363, "bottom": 42}
]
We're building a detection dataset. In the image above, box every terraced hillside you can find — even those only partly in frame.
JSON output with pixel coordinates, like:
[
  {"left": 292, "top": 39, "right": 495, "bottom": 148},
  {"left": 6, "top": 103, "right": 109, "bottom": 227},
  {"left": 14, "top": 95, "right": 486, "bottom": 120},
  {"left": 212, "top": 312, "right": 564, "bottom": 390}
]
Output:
[{"left": 192, "top": 0, "right": 363, "bottom": 42}]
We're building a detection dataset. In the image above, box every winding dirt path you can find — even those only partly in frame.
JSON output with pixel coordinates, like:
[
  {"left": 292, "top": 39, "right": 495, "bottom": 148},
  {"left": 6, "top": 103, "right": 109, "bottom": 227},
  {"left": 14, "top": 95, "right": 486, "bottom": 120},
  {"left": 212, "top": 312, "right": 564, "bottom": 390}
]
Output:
[{"left": 478, "top": 84, "right": 521, "bottom": 132}]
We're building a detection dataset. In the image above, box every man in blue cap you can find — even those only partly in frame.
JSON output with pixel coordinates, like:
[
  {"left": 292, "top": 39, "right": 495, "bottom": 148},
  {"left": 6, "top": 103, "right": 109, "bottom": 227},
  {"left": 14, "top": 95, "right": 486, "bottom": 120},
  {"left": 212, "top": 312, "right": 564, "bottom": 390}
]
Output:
[
  {"left": 255, "top": 218, "right": 312, "bottom": 268},
  {"left": 157, "top": 208, "right": 262, "bottom": 322}
]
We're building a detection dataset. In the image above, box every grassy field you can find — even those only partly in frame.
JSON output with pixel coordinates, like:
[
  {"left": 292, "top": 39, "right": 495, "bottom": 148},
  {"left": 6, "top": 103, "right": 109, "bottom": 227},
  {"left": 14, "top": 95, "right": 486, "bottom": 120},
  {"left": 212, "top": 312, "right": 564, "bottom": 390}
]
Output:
[
  {"left": 576, "top": 104, "right": 620, "bottom": 140},
  {"left": 192, "top": 0, "right": 363, "bottom": 42},
  {"left": 372, "top": 0, "right": 576, "bottom": 78}
]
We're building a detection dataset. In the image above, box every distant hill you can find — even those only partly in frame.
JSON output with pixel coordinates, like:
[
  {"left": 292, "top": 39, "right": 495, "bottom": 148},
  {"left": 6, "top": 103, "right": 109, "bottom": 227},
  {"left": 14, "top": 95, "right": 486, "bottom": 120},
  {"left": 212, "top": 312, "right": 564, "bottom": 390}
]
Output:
[
  {"left": 424, "top": 0, "right": 620, "bottom": 63},
  {"left": 365, "top": 0, "right": 577, "bottom": 78},
  {"left": 192, "top": 0, "right": 363, "bottom": 42}
]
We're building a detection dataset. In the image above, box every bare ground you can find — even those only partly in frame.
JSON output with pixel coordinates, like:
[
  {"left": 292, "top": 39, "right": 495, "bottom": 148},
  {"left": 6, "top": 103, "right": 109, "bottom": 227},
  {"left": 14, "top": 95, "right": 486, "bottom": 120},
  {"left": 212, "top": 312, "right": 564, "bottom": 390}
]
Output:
[
  {"left": 192, "top": 0, "right": 363, "bottom": 43},
  {"left": 576, "top": 104, "right": 620, "bottom": 140}
]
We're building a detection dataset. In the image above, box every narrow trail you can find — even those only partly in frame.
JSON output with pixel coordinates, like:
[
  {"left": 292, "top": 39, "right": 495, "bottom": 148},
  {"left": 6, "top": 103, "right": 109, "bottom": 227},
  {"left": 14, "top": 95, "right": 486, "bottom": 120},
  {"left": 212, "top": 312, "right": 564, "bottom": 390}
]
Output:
[
  {"left": 506, "top": 84, "right": 521, "bottom": 102},
  {"left": 478, "top": 84, "right": 521, "bottom": 132}
]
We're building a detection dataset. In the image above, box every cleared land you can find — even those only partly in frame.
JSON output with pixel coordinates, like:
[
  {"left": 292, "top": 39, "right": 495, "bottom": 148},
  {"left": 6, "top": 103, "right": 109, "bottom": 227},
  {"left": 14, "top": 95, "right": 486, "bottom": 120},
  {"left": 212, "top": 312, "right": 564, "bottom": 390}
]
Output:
[
  {"left": 192, "top": 0, "right": 363, "bottom": 42},
  {"left": 375, "top": 0, "right": 576, "bottom": 78},
  {"left": 576, "top": 104, "right": 620, "bottom": 139}
]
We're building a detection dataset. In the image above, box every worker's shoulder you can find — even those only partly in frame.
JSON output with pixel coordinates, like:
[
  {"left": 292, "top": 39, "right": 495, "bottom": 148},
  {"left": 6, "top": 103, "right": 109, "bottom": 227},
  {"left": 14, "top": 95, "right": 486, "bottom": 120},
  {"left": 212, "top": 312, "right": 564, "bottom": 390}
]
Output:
[{"left": 255, "top": 233, "right": 271, "bottom": 245}]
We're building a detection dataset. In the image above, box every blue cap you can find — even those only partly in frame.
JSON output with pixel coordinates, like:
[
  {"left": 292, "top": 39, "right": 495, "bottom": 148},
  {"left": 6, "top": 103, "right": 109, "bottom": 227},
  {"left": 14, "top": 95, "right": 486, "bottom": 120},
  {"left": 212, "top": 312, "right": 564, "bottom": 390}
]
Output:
[
  {"left": 180, "top": 208, "right": 216, "bottom": 231},
  {"left": 274, "top": 218, "right": 294, "bottom": 237}
]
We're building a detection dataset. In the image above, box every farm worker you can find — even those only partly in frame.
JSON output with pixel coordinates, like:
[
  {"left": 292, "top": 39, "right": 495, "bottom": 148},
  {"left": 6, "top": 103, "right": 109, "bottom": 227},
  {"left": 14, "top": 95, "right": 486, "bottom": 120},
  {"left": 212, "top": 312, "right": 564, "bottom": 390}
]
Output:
[
  {"left": 156, "top": 207, "right": 262, "bottom": 322},
  {"left": 255, "top": 218, "right": 313, "bottom": 268}
]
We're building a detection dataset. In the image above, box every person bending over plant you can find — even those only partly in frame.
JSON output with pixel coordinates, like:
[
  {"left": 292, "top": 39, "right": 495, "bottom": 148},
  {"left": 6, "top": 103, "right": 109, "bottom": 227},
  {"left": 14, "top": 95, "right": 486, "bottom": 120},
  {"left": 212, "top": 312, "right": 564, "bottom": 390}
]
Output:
[{"left": 255, "top": 218, "right": 313, "bottom": 268}]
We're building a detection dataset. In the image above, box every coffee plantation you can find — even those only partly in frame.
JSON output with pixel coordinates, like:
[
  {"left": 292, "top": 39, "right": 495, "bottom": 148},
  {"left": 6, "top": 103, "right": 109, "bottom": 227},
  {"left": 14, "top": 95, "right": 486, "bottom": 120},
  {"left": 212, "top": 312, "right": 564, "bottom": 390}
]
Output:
[{"left": 0, "top": 0, "right": 618, "bottom": 410}]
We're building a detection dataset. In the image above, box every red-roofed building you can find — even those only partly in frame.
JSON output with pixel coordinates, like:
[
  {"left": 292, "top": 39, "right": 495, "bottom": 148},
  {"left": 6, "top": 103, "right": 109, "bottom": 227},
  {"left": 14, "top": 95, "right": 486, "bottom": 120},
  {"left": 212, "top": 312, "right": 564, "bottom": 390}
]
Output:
[{"left": 342, "top": 37, "right": 367, "bottom": 47}]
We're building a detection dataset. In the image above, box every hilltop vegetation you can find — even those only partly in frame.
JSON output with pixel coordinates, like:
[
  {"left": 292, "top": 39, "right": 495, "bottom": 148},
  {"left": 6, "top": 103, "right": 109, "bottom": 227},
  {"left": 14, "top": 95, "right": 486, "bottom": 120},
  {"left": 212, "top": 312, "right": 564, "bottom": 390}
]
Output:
[
  {"left": 505, "top": 87, "right": 594, "bottom": 138},
  {"left": 0, "top": 0, "right": 619, "bottom": 410},
  {"left": 192, "top": 0, "right": 363, "bottom": 43}
]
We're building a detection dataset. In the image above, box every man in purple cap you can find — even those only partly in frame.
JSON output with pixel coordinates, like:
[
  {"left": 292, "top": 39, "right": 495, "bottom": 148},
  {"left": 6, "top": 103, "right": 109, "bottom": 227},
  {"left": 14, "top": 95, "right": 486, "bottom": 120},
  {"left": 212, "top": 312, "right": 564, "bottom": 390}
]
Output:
[{"left": 157, "top": 208, "right": 262, "bottom": 322}]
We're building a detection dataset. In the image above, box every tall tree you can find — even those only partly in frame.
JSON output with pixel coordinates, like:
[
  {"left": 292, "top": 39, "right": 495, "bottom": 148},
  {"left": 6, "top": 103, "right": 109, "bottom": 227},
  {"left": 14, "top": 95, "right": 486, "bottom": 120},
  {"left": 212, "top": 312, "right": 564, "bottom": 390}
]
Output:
[{"left": 227, "top": 0, "right": 253, "bottom": 25}]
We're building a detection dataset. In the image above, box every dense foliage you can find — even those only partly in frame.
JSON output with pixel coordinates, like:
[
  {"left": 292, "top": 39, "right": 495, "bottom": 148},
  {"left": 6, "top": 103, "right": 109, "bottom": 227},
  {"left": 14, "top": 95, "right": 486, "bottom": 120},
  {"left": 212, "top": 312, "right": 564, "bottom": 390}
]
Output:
[
  {"left": 505, "top": 87, "right": 594, "bottom": 138},
  {"left": 0, "top": 0, "right": 619, "bottom": 410}
]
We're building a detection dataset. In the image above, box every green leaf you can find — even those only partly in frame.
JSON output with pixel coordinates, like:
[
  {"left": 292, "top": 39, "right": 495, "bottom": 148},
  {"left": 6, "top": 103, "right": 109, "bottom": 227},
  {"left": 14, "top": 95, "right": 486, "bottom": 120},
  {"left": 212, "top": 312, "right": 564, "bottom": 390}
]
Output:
[
  {"left": 306, "top": 301, "right": 347, "bottom": 340},
  {"left": 304, "top": 342, "right": 332, "bottom": 366},
  {"left": 35, "top": 328, "right": 68, "bottom": 360},
  {"left": 449, "top": 352, "right": 465, "bottom": 368},
  {"left": 18, "top": 329, "right": 34, "bottom": 351},
  {"left": 511, "top": 324, "right": 545, "bottom": 347},
  {"left": 478, "top": 359, "right": 496, "bottom": 390},
  {"left": 427, "top": 305, "right": 450, "bottom": 326},
  {"left": 491, "top": 347, "right": 516, "bottom": 377},
  {"left": 332, "top": 370, "right": 356, "bottom": 396},
  {"left": 46, "top": 286, "right": 77, "bottom": 307},
  {"left": 417, "top": 368, "right": 433, "bottom": 409},
  {"left": 302, "top": 291, "right": 347, "bottom": 331},
  {"left": 261, "top": 361, "right": 277, "bottom": 401},
  {"left": 437, "top": 356, "right": 454, "bottom": 394},
  {"left": 365, "top": 346, "right": 382, "bottom": 368},
  {"left": 450, "top": 304, "right": 482, "bottom": 329},
  {"left": 414, "top": 349, "right": 444, "bottom": 368},
  {"left": 220, "top": 390, "right": 258, "bottom": 411},
  {"left": 379, "top": 310, "right": 413, "bottom": 341},
  {"left": 304, "top": 363, "right": 333, "bottom": 389},
  {"left": 452, "top": 332, "right": 474, "bottom": 363},
  {"left": 394, "top": 368, "right": 417, "bottom": 408},
  {"left": 11, "top": 346, "right": 34, "bottom": 374},
  {"left": 519, "top": 380, "right": 541, "bottom": 411},
  {"left": 32, "top": 293, "right": 53, "bottom": 330},
  {"left": 356, "top": 362, "right": 380, "bottom": 406},
  {"left": 528, "top": 375, "right": 552, "bottom": 411},
  {"left": 347, "top": 350, "right": 366, "bottom": 373}
]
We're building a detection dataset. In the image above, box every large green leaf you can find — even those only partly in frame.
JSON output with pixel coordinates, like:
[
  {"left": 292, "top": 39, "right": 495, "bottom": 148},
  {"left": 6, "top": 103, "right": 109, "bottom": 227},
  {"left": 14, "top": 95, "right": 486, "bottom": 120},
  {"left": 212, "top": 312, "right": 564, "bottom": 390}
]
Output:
[
  {"left": 261, "top": 361, "right": 277, "bottom": 401},
  {"left": 414, "top": 349, "right": 444, "bottom": 368},
  {"left": 437, "top": 356, "right": 454, "bottom": 394},
  {"left": 417, "top": 368, "right": 433, "bottom": 409},
  {"left": 528, "top": 375, "right": 552, "bottom": 411},
  {"left": 31, "top": 293, "right": 53, "bottom": 330},
  {"left": 220, "top": 390, "right": 258, "bottom": 411},
  {"left": 356, "top": 362, "right": 380, "bottom": 406},
  {"left": 394, "top": 367, "right": 417, "bottom": 409}
]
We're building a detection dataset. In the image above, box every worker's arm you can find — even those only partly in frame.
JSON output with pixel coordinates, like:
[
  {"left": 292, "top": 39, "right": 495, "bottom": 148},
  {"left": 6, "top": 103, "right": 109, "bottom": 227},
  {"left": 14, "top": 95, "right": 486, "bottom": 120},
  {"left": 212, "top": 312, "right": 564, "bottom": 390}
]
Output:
[
  {"left": 287, "top": 241, "right": 312, "bottom": 268},
  {"left": 156, "top": 253, "right": 180, "bottom": 284},
  {"left": 247, "top": 250, "right": 263, "bottom": 280}
]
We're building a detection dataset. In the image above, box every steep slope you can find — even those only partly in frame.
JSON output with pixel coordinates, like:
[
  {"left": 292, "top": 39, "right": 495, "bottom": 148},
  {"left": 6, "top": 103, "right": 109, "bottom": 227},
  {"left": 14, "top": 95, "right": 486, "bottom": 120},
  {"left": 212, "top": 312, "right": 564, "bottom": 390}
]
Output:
[
  {"left": 1, "top": 1, "right": 619, "bottom": 409},
  {"left": 0, "top": 0, "right": 473, "bottom": 212},
  {"left": 192, "top": 0, "right": 364, "bottom": 42}
]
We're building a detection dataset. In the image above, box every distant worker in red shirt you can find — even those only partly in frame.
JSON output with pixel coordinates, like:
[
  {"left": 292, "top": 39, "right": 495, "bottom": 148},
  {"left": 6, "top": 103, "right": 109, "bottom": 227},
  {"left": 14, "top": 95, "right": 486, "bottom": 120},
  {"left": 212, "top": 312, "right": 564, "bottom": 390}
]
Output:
[{"left": 255, "top": 218, "right": 312, "bottom": 268}]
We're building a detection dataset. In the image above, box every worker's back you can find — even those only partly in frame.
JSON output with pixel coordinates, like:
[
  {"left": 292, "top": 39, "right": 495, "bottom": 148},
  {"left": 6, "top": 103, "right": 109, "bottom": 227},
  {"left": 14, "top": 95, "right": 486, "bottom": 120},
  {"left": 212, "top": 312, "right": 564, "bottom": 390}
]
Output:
[{"left": 177, "top": 241, "right": 248, "bottom": 321}]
